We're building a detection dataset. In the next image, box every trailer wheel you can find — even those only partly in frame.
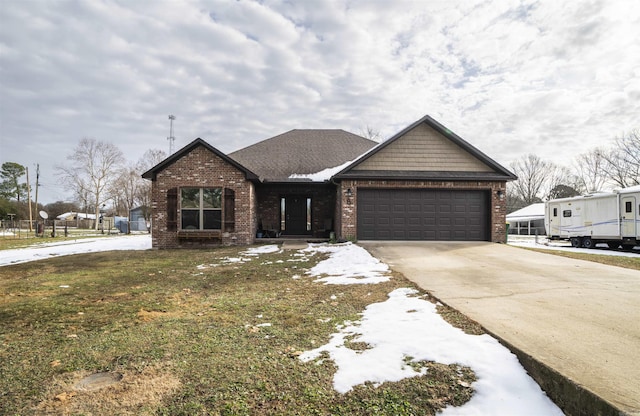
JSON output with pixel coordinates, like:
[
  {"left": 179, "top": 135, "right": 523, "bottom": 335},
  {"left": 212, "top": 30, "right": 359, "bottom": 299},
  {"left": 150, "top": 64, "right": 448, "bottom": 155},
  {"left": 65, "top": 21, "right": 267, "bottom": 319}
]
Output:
[
  {"left": 582, "top": 237, "right": 595, "bottom": 249},
  {"left": 570, "top": 237, "right": 582, "bottom": 248}
]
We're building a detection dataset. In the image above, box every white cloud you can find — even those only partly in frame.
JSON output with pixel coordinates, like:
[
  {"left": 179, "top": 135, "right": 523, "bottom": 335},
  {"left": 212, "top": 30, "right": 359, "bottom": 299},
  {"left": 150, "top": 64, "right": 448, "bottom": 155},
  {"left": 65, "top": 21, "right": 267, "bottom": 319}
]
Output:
[{"left": 1, "top": 0, "right": 638, "bottom": 203}]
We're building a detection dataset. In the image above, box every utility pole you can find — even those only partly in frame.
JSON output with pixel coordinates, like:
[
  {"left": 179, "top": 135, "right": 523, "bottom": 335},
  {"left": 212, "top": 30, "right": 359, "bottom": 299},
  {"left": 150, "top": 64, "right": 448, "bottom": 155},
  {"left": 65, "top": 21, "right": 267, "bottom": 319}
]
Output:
[
  {"left": 35, "top": 164, "right": 40, "bottom": 236},
  {"left": 34, "top": 164, "right": 39, "bottom": 215},
  {"left": 167, "top": 115, "right": 176, "bottom": 154},
  {"left": 26, "top": 167, "right": 33, "bottom": 232}
]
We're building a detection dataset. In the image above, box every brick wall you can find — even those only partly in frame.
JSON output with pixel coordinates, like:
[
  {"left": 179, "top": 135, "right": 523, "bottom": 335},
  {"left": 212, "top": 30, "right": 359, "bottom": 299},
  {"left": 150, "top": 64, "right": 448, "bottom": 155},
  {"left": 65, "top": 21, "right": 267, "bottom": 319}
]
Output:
[
  {"left": 150, "top": 145, "right": 256, "bottom": 248},
  {"left": 337, "top": 180, "right": 507, "bottom": 243}
]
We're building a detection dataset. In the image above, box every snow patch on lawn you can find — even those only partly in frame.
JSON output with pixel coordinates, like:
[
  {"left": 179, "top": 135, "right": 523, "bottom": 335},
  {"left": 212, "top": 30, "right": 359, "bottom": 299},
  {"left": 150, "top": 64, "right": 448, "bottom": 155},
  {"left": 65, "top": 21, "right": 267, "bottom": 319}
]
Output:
[
  {"left": 0, "top": 235, "right": 151, "bottom": 267},
  {"left": 196, "top": 245, "right": 282, "bottom": 269},
  {"left": 300, "top": 288, "right": 562, "bottom": 415},
  {"left": 243, "top": 244, "right": 281, "bottom": 255},
  {"left": 302, "top": 243, "right": 391, "bottom": 284}
]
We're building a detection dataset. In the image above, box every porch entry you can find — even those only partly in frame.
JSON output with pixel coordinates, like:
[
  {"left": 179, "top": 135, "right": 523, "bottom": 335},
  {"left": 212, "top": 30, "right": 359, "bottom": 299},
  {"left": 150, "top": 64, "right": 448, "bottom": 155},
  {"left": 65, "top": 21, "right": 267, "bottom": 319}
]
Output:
[{"left": 281, "top": 196, "right": 312, "bottom": 235}]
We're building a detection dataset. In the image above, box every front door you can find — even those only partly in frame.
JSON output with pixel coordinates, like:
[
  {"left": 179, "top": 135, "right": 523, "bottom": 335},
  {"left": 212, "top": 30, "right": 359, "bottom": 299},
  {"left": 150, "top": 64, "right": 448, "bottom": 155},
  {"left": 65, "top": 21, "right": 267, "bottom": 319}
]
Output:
[
  {"left": 621, "top": 196, "right": 639, "bottom": 238},
  {"left": 547, "top": 203, "right": 561, "bottom": 237},
  {"left": 283, "top": 196, "right": 311, "bottom": 235}
]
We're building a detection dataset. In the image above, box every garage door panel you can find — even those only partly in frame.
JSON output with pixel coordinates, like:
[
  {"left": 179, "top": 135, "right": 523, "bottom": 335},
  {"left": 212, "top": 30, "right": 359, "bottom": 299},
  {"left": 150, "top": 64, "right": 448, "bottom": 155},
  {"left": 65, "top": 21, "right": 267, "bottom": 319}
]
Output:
[
  {"left": 423, "top": 216, "right": 436, "bottom": 225},
  {"left": 377, "top": 217, "right": 390, "bottom": 226},
  {"left": 393, "top": 217, "right": 405, "bottom": 226},
  {"left": 453, "top": 231, "right": 468, "bottom": 239},
  {"left": 408, "top": 203, "right": 421, "bottom": 213},
  {"left": 407, "top": 230, "right": 421, "bottom": 239},
  {"left": 423, "top": 231, "right": 436, "bottom": 239},
  {"left": 362, "top": 219, "right": 375, "bottom": 228},
  {"left": 439, "top": 204, "right": 451, "bottom": 213},
  {"left": 357, "top": 189, "right": 488, "bottom": 241},
  {"left": 394, "top": 230, "right": 407, "bottom": 239},
  {"left": 423, "top": 205, "right": 436, "bottom": 214},
  {"left": 438, "top": 230, "right": 452, "bottom": 239}
]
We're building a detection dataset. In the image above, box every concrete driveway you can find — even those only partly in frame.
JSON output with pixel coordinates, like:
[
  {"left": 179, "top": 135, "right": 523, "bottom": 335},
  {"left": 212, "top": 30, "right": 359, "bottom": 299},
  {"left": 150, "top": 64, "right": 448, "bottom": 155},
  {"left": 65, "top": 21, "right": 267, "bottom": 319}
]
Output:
[{"left": 360, "top": 241, "right": 640, "bottom": 415}]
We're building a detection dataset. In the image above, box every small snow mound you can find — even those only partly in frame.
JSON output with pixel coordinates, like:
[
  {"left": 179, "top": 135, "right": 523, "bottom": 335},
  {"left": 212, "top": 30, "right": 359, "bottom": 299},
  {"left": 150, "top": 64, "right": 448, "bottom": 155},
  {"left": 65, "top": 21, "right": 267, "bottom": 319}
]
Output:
[
  {"left": 301, "top": 243, "right": 391, "bottom": 285},
  {"left": 243, "top": 245, "right": 281, "bottom": 256}
]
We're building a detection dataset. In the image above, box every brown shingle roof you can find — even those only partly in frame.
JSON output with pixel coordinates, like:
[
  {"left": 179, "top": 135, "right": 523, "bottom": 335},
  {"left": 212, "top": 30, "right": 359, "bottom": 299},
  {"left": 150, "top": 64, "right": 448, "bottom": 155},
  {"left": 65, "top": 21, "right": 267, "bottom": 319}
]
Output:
[{"left": 229, "top": 129, "right": 377, "bottom": 182}]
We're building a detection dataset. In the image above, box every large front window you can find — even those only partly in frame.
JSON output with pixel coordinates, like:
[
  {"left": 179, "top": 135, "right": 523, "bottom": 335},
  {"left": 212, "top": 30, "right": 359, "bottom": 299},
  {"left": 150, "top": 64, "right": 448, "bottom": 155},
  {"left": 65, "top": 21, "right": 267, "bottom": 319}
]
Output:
[{"left": 181, "top": 188, "right": 222, "bottom": 230}]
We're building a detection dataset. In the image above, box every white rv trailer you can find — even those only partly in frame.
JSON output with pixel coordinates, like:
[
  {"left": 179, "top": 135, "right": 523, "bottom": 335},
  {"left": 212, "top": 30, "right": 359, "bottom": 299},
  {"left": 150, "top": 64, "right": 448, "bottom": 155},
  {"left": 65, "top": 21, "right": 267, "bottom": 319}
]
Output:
[{"left": 545, "top": 185, "right": 640, "bottom": 249}]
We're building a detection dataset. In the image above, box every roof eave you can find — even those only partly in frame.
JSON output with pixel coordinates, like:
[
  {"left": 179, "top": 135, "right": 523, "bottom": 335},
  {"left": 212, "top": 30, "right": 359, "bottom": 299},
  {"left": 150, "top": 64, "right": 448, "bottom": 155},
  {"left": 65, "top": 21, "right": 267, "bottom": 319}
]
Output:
[
  {"left": 258, "top": 179, "right": 333, "bottom": 185},
  {"left": 332, "top": 170, "right": 515, "bottom": 182}
]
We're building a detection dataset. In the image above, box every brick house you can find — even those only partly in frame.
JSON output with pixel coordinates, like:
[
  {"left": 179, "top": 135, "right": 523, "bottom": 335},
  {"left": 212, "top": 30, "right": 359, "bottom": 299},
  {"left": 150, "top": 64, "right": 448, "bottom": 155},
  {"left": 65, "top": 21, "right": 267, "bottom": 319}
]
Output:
[{"left": 142, "top": 114, "right": 516, "bottom": 248}]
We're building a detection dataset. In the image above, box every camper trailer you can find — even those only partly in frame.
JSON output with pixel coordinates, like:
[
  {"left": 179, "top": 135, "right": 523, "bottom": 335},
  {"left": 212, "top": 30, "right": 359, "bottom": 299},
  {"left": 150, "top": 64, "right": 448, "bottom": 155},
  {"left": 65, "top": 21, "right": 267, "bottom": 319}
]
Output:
[{"left": 545, "top": 185, "right": 640, "bottom": 250}]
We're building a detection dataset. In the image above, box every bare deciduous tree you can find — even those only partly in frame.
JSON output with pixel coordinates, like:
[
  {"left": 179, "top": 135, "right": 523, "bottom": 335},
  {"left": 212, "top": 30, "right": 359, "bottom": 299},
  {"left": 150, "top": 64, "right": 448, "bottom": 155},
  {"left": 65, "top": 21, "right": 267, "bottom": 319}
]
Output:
[
  {"left": 603, "top": 130, "right": 640, "bottom": 188},
  {"left": 56, "top": 138, "right": 124, "bottom": 229},
  {"left": 573, "top": 148, "right": 610, "bottom": 193},
  {"left": 135, "top": 149, "right": 167, "bottom": 220},
  {"left": 110, "top": 162, "right": 140, "bottom": 216},
  {"left": 544, "top": 165, "right": 580, "bottom": 200},
  {"left": 508, "top": 154, "right": 553, "bottom": 205},
  {"left": 359, "top": 125, "right": 382, "bottom": 142}
]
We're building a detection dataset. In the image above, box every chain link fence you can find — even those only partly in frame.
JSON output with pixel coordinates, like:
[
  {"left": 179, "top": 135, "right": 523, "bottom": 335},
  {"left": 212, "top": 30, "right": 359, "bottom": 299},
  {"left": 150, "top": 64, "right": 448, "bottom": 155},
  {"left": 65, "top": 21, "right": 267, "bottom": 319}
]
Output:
[{"left": 0, "top": 218, "right": 128, "bottom": 239}]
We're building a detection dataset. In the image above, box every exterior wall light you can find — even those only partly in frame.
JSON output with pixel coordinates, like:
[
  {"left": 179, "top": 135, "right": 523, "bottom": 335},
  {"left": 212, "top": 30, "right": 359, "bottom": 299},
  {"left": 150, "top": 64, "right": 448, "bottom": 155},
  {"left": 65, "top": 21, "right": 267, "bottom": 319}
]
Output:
[{"left": 345, "top": 188, "right": 353, "bottom": 204}]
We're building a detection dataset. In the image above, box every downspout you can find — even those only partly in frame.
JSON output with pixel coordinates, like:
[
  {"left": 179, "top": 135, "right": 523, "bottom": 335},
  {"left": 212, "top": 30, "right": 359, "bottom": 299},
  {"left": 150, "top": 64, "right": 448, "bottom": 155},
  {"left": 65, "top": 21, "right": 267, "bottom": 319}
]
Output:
[{"left": 330, "top": 177, "right": 342, "bottom": 240}]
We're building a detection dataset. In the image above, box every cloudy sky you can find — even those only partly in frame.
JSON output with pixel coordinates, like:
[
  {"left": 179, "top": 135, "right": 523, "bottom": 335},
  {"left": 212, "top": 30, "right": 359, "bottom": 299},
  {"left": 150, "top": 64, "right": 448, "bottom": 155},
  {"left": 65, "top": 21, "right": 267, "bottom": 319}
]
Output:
[{"left": 1, "top": 0, "right": 639, "bottom": 204}]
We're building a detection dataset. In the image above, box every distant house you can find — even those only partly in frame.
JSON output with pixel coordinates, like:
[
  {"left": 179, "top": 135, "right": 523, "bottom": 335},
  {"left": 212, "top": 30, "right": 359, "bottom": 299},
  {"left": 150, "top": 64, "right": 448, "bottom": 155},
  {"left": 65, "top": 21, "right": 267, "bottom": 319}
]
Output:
[
  {"left": 142, "top": 114, "right": 516, "bottom": 248},
  {"left": 129, "top": 206, "right": 149, "bottom": 232},
  {"left": 506, "top": 203, "right": 545, "bottom": 235},
  {"left": 56, "top": 212, "right": 97, "bottom": 221}
]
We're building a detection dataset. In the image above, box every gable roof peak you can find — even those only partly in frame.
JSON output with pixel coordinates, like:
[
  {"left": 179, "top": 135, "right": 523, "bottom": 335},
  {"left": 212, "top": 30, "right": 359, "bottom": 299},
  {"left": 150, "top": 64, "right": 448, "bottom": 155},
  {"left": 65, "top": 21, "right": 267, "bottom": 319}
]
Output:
[
  {"left": 332, "top": 114, "right": 516, "bottom": 181},
  {"left": 141, "top": 137, "right": 259, "bottom": 181}
]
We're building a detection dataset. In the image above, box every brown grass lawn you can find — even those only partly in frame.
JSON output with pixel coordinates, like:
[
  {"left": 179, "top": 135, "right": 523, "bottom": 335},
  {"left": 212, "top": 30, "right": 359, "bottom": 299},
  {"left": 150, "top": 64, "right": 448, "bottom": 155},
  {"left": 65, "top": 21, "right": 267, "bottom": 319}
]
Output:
[
  {"left": 522, "top": 246, "right": 640, "bottom": 270},
  {"left": 0, "top": 246, "right": 478, "bottom": 415}
]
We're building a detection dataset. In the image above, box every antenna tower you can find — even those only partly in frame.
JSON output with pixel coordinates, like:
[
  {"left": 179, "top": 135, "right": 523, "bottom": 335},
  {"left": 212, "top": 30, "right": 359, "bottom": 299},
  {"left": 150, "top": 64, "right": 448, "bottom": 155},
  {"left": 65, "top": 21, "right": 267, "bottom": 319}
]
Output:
[{"left": 167, "top": 115, "right": 176, "bottom": 154}]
